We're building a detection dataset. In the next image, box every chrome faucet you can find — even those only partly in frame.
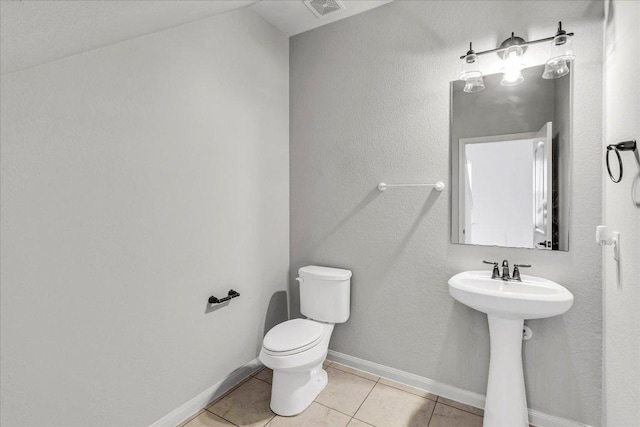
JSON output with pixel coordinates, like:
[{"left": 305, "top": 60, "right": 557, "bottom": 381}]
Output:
[
  {"left": 512, "top": 264, "right": 531, "bottom": 281},
  {"left": 501, "top": 260, "right": 510, "bottom": 280},
  {"left": 483, "top": 260, "right": 532, "bottom": 282},
  {"left": 482, "top": 260, "right": 501, "bottom": 279}
]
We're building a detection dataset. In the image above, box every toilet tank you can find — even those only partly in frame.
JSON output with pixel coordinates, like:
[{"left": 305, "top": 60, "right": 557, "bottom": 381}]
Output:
[{"left": 298, "top": 265, "right": 351, "bottom": 323}]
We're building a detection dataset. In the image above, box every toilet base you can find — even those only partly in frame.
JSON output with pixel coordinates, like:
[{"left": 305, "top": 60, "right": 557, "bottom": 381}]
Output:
[{"left": 269, "top": 363, "right": 327, "bottom": 416}]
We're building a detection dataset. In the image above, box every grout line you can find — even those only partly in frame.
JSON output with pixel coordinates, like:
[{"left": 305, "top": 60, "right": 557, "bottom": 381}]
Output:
[
  {"left": 203, "top": 408, "right": 241, "bottom": 427},
  {"left": 330, "top": 362, "right": 381, "bottom": 382},
  {"left": 252, "top": 375, "right": 272, "bottom": 385},
  {"left": 177, "top": 409, "right": 205, "bottom": 427},
  {"left": 325, "top": 366, "right": 378, "bottom": 386},
  {"left": 209, "top": 376, "right": 253, "bottom": 406},
  {"left": 314, "top": 400, "right": 355, "bottom": 418},
  {"left": 425, "top": 397, "right": 438, "bottom": 427},
  {"left": 351, "top": 379, "right": 378, "bottom": 419},
  {"left": 377, "top": 379, "right": 438, "bottom": 402},
  {"left": 436, "top": 397, "right": 484, "bottom": 418},
  {"left": 351, "top": 415, "right": 376, "bottom": 427},
  {"left": 263, "top": 414, "right": 278, "bottom": 427}
]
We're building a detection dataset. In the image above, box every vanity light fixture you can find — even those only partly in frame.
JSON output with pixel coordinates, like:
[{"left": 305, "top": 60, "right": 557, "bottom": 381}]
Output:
[
  {"left": 459, "top": 43, "right": 485, "bottom": 93},
  {"left": 459, "top": 22, "right": 575, "bottom": 91},
  {"left": 542, "top": 22, "right": 575, "bottom": 79}
]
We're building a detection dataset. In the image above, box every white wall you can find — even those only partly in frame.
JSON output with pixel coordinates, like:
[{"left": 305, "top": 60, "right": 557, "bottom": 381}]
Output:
[
  {"left": 0, "top": 8, "right": 289, "bottom": 427},
  {"left": 603, "top": 1, "right": 640, "bottom": 425},
  {"left": 465, "top": 139, "right": 534, "bottom": 248},
  {"left": 290, "top": 1, "right": 603, "bottom": 424}
]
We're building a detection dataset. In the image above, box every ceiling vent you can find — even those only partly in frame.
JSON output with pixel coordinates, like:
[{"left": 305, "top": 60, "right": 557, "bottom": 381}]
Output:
[{"left": 303, "top": 0, "right": 346, "bottom": 18}]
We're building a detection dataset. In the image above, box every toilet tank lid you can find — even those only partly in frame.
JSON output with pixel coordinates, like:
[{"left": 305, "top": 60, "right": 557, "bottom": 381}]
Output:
[{"left": 299, "top": 265, "right": 352, "bottom": 281}]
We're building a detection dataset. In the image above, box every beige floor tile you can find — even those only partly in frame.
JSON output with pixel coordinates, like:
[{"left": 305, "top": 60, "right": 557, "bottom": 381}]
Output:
[
  {"left": 184, "top": 411, "right": 236, "bottom": 427},
  {"left": 378, "top": 378, "right": 438, "bottom": 401},
  {"left": 208, "top": 377, "right": 275, "bottom": 427},
  {"left": 437, "top": 397, "right": 484, "bottom": 416},
  {"left": 209, "top": 377, "right": 253, "bottom": 407},
  {"left": 330, "top": 363, "right": 380, "bottom": 382},
  {"left": 354, "top": 383, "right": 436, "bottom": 427},
  {"left": 178, "top": 410, "right": 207, "bottom": 427},
  {"left": 266, "top": 402, "right": 351, "bottom": 427},
  {"left": 428, "top": 402, "right": 483, "bottom": 427},
  {"left": 315, "top": 367, "right": 377, "bottom": 416},
  {"left": 347, "top": 418, "right": 374, "bottom": 427},
  {"left": 253, "top": 368, "right": 273, "bottom": 384}
]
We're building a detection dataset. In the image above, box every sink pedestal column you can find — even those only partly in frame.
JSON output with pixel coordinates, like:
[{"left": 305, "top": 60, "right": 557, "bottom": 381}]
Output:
[{"left": 483, "top": 315, "right": 529, "bottom": 427}]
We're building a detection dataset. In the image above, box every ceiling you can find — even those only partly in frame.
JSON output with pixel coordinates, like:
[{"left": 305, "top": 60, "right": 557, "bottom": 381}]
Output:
[
  {"left": 0, "top": 0, "right": 392, "bottom": 76},
  {"left": 251, "top": 0, "right": 392, "bottom": 37}
]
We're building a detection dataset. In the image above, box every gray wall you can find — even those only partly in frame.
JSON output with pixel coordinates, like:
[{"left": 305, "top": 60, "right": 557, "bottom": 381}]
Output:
[
  {"left": 290, "top": 1, "right": 603, "bottom": 424},
  {"left": 0, "top": 9, "right": 289, "bottom": 426}
]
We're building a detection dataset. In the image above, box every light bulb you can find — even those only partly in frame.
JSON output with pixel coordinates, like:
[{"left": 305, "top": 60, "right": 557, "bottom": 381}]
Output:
[{"left": 501, "top": 46, "right": 525, "bottom": 86}]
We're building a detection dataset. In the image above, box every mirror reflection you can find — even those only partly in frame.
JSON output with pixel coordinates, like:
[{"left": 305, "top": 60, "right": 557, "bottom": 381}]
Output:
[{"left": 450, "top": 64, "right": 571, "bottom": 251}]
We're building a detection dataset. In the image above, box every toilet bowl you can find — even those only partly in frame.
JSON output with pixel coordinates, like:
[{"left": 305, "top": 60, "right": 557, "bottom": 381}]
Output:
[{"left": 259, "top": 265, "right": 351, "bottom": 416}]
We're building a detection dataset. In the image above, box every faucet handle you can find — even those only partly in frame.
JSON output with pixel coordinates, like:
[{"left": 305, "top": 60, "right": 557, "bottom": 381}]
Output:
[
  {"left": 512, "top": 264, "right": 531, "bottom": 281},
  {"left": 483, "top": 260, "right": 501, "bottom": 279}
]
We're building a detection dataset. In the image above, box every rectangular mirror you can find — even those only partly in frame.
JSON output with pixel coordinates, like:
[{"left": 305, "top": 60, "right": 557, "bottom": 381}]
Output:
[{"left": 450, "top": 64, "right": 571, "bottom": 251}]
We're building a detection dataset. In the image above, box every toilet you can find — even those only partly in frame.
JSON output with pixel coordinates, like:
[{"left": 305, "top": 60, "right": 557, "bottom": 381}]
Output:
[{"left": 259, "top": 265, "right": 351, "bottom": 416}]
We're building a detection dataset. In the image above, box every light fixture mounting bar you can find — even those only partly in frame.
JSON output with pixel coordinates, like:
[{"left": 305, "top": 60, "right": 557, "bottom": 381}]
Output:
[{"left": 459, "top": 32, "right": 574, "bottom": 60}]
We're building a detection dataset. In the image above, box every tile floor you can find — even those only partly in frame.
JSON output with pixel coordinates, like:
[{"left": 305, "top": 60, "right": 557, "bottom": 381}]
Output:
[{"left": 179, "top": 361, "right": 485, "bottom": 427}]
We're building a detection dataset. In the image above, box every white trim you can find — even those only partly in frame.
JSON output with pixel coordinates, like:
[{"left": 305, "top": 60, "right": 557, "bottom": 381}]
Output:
[
  {"left": 327, "top": 350, "right": 593, "bottom": 427},
  {"left": 149, "top": 358, "right": 263, "bottom": 427}
]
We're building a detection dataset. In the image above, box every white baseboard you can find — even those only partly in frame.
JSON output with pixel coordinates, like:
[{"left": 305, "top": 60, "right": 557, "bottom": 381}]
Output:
[
  {"left": 327, "top": 350, "right": 593, "bottom": 427},
  {"left": 149, "top": 358, "right": 263, "bottom": 427}
]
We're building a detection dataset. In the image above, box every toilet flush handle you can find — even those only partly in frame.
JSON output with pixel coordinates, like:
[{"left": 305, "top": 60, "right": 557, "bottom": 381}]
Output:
[{"left": 295, "top": 277, "right": 303, "bottom": 284}]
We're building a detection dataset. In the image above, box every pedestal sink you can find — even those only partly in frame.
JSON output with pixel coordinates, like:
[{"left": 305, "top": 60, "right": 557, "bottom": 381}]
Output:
[{"left": 448, "top": 271, "right": 574, "bottom": 427}]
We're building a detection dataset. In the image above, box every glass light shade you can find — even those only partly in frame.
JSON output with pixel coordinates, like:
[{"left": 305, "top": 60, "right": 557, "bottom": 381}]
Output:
[
  {"left": 459, "top": 53, "right": 482, "bottom": 81},
  {"left": 547, "top": 34, "right": 575, "bottom": 64},
  {"left": 542, "top": 59, "right": 570, "bottom": 79},
  {"left": 542, "top": 34, "right": 574, "bottom": 79},
  {"left": 501, "top": 45, "right": 525, "bottom": 86},
  {"left": 464, "top": 76, "right": 485, "bottom": 93}
]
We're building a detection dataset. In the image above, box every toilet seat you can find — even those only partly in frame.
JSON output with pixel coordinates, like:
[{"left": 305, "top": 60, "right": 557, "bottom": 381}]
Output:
[{"left": 262, "top": 319, "right": 324, "bottom": 356}]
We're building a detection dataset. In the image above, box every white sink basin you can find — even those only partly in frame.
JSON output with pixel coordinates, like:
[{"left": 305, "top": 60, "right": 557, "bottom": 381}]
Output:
[
  {"left": 448, "top": 270, "right": 574, "bottom": 319},
  {"left": 448, "top": 270, "right": 574, "bottom": 427}
]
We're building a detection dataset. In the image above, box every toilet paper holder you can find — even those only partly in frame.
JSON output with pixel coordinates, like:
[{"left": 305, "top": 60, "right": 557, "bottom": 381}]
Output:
[{"left": 209, "top": 289, "right": 240, "bottom": 305}]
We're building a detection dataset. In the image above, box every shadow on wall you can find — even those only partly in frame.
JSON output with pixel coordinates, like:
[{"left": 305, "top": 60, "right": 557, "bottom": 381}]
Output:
[
  {"left": 435, "top": 301, "right": 490, "bottom": 393},
  {"left": 204, "top": 299, "right": 230, "bottom": 314},
  {"left": 290, "top": 187, "right": 443, "bottom": 318},
  {"left": 289, "top": 189, "right": 381, "bottom": 318},
  {"left": 371, "top": 189, "right": 442, "bottom": 281},
  {"left": 263, "top": 290, "right": 289, "bottom": 337},
  {"left": 433, "top": 300, "right": 585, "bottom": 421},
  {"left": 306, "top": 188, "right": 381, "bottom": 255},
  {"left": 522, "top": 316, "right": 585, "bottom": 420}
]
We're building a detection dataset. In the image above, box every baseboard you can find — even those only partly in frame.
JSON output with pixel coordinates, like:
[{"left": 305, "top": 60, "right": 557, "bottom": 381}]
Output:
[
  {"left": 149, "top": 358, "right": 263, "bottom": 427},
  {"left": 327, "top": 350, "right": 593, "bottom": 427}
]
